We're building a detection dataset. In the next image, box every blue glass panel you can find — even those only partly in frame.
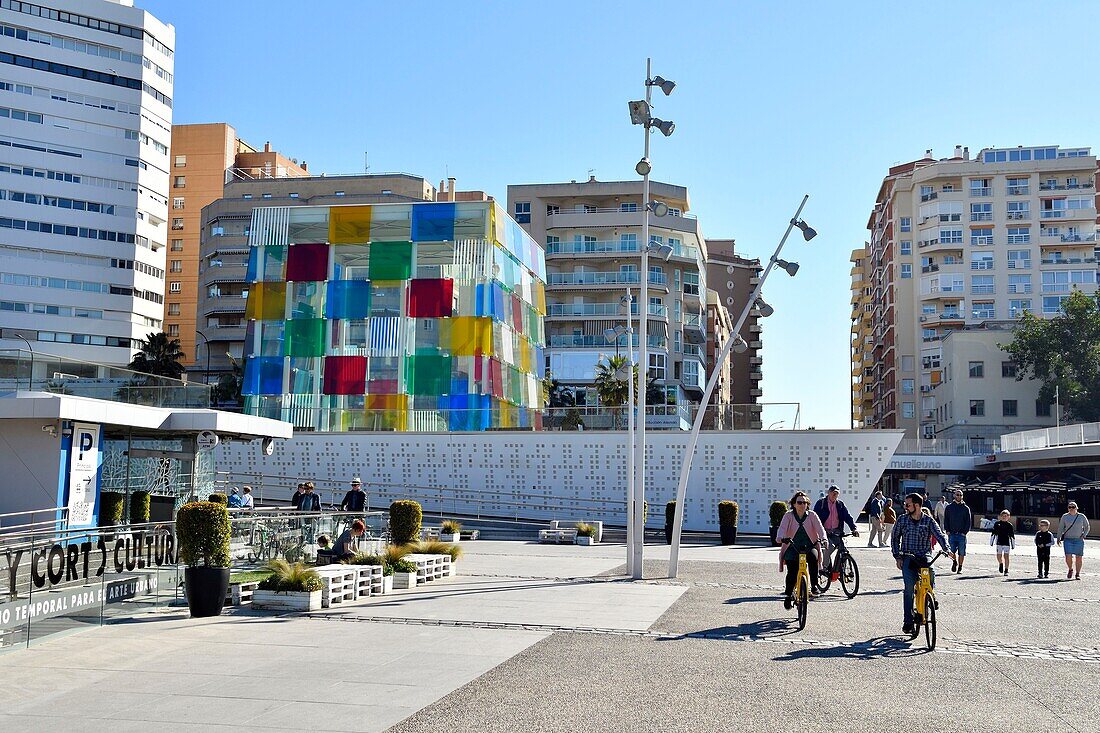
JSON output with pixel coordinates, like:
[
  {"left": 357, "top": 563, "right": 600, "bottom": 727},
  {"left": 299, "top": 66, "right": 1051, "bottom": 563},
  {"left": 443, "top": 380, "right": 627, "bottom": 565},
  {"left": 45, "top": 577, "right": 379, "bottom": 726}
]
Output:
[
  {"left": 245, "top": 246, "right": 261, "bottom": 282},
  {"left": 243, "top": 356, "right": 283, "bottom": 395},
  {"left": 411, "top": 202, "right": 456, "bottom": 242},
  {"left": 490, "top": 282, "right": 506, "bottom": 321},
  {"left": 444, "top": 393, "right": 490, "bottom": 431},
  {"left": 325, "top": 279, "right": 372, "bottom": 319}
]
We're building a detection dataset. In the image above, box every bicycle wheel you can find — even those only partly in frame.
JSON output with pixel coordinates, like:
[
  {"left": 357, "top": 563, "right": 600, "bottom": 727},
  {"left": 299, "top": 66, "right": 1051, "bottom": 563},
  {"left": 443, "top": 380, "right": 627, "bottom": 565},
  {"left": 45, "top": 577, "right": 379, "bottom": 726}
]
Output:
[
  {"left": 817, "top": 566, "right": 833, "bottom": 593},
  {"left": 924, "top": 593, "right": 937, "bottom": 650},
  {"left": 840, "top": 554, "right": 860, "bottom": 599},
  {"left": 796, "top": 581, "right": 809, "bottom": 630}
]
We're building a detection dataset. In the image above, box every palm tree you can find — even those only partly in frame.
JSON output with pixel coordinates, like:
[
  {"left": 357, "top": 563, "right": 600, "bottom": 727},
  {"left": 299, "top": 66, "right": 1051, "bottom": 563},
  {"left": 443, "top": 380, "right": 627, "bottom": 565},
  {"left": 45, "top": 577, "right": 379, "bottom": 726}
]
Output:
[
  {"left": 128, "top": 332, "right": 185, "bottom": 379},
  {"left": 594, "top": 355, "right": 638, "bottom": 429}
]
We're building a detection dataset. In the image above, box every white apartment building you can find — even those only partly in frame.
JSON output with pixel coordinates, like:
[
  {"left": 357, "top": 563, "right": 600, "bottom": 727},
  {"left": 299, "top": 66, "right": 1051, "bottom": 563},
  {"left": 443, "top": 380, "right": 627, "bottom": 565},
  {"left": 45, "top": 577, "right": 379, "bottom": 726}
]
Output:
[
  {"left": 857, "top": 145, "right": 1096, "bottom": 439},
  {"left": 0, "top": 0, "right": 174, "bottom": 366},
  {"left": 506, "top": 178, "right": 709, "bottom": 415}
]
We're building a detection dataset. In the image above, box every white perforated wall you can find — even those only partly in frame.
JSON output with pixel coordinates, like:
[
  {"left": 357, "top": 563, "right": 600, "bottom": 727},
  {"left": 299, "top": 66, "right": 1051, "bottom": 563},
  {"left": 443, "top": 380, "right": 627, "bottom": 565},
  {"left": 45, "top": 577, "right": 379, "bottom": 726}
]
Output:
[{"left": 218, "top": 430, "right": 904, "bottom": 533}]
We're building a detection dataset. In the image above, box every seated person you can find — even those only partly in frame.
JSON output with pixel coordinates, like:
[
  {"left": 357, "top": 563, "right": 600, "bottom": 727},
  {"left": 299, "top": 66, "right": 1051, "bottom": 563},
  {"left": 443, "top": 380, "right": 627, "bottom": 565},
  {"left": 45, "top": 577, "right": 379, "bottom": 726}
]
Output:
[{"left": 332, "top": 520, "right": 366, "bottom": 561}]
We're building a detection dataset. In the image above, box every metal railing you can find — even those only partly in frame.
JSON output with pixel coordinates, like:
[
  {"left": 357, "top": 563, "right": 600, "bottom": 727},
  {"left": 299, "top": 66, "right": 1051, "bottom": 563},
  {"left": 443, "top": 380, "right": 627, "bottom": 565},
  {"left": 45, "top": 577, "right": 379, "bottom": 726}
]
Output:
[
  {"left": 547, "top": 206, "right": 697, "bottom": 220},
  {"left": 547, "top": 302, "right": 668, "bottom": 318},
  {"left": 548, "top": 272, "right": 669, "bottom": 286},
  {"left": 1000, "top": 422, "right": 1100, "bottom": 453},
  {"left": 896, "top": 438, "right": 998, "bottom": 455}
]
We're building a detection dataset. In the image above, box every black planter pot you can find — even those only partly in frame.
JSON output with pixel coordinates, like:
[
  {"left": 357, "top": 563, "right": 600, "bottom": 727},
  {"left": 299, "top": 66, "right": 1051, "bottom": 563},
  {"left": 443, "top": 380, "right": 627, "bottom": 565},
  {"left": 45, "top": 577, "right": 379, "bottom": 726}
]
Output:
[
  {"left": 720, "top": 526, "right": 737, "bottom": 545},
  {"left": 184, "top": 566, "right": 230, "bottom": 618},
  {"left": 664, "top": 525, "right": 672, "bottom": 545},
  {"left": 769, "top": 526, "right": 779, "bottom": 547}
]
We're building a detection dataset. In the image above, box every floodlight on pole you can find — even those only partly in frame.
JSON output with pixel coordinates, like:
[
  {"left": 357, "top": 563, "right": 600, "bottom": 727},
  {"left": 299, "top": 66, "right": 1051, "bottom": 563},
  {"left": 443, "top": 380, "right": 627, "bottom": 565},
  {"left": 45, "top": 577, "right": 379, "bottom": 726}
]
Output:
[
  {"left": 651, "top": 118, "right": 675, "bottom": 137},
  {"left": 635, "top": 158, "right": 652, "bottom": 176},
  {"left": 755, "top": 298, "right": 775, "bottom": 317},
  {"left": 731, "top": 335, "right": 749, "bottom": 353},
  {"left": 628, "top": 100, "right": 651, "bottom": 126},
  {"left": 793, "top": 219, "right": 817, "bottom": 241},
  {"left": 776, "top": 259, "right": 800, "bottom": 276},
  {"left": 649, "top": 75, "right": 676, "bottom": 96},
  {"left": 647, "top": 241, "right": 673, "bottom": 261},
  {"left": 648, "top": 201, "right": 669, "bottom": 217}
]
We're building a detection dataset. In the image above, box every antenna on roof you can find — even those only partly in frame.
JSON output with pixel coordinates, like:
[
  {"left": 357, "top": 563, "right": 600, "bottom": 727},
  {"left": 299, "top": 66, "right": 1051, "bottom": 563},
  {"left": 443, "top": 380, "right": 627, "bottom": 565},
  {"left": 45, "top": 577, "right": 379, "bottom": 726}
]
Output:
[{"left": 364, "top": 151, "right": 370, "bottom": 174}]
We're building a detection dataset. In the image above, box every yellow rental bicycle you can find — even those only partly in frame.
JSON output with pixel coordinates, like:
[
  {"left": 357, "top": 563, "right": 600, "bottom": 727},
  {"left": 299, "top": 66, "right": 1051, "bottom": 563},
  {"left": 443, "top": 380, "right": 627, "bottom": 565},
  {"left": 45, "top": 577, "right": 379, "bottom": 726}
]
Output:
[
  {"left": 904, "top": 551, "right": 943, "bottom": 650},
  {"left": 792, "top": 551, "right": 811, "bottom": 630}
]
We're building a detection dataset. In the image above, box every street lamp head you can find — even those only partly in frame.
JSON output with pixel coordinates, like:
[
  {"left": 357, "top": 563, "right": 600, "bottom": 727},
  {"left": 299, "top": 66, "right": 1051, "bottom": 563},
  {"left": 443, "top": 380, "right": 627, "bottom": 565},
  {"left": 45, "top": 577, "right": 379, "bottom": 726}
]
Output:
[
  {"left": 647, "top": 241, "right": 673, "bottom": 261},
  {"left": 776, "top": 258, "right": 800, "bottom": 277},
  {"left": 651, "top": 118, "right": 675, "bottom": 137},
  {"left": 731, "top": 335, "right": 749, "bottom": 354},
  {"left": 648, "top": 200, "right": 669, "bottom": 217},
  {"left": 649, "top": 75, "right": 676, "bottom": 96},
  {"left": 628, "top": 100, "right": 651, "bottom": 126},
  {"left": 604, "top": 326, "right": 629, "bottom": 343},
  {"left": 635, "top": 157, "right": 652, "bottom": 176},
  {"left": 755, "top": 298, "right": 775, "bottom": 317},
  {"left": 792, "top": 219, "right": 817, "bottom": 241}
]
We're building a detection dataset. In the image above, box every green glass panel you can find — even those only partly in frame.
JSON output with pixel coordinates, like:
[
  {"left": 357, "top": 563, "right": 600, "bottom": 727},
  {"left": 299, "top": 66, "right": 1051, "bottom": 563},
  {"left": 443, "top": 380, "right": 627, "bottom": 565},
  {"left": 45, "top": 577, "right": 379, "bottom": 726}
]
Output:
[
  {"left": 369, "top": 241, "right": 414, "bottom": 280},
  {"left": 405, "top": 354, "right": 452, "bottom": 396},
  {"left": 284, "top": 318, "right": 325, "bottom": 357}
]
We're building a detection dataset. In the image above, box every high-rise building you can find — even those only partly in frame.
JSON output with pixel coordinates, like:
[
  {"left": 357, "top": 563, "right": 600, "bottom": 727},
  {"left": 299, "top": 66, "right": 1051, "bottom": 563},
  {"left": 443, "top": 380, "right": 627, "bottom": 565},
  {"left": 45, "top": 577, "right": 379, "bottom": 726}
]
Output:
[
  {"left": 704, "top": 239, "right": 763, "bottom": 429},
  {"left": 856, "top": 145, "right": 1097, "bottom": 439},
  {"left": 506, "top": 178, "right": 709, "bottom": 422},
  {"left": 0, "top": 0, "right": 174, "bottom": 365},
  {"left": 167, "top": 123, "right": 307, "bottom": 365},
  {"left": 240, "top": 200, "right": 545, "bottom": 432}
]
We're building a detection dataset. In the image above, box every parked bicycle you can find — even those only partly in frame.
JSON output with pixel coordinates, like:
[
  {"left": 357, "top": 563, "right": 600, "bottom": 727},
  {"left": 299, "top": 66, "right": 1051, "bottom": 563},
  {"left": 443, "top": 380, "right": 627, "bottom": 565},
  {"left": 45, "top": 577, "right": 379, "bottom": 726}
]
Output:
[{"left": 818, "top": 532, "right": 860, "bottom": 599}]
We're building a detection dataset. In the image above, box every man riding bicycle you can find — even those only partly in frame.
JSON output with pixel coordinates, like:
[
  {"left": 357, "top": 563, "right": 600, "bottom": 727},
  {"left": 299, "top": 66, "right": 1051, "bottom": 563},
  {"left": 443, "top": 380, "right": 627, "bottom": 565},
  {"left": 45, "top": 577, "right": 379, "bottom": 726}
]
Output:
[
  {"left": 813, "top": 485, "right": 859, "bottom": 581},
  {"left": 890, "top": 492, "right": 955, "bottom": 635}
]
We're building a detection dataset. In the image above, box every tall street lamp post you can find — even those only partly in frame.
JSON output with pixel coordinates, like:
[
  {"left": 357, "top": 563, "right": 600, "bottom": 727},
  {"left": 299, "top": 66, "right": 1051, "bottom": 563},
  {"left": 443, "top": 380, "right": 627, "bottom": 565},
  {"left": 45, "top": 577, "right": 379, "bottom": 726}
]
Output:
[
  {"left": 196, "top": 330, "right": 212, "bottom": 406},
  {"left": 667, "top": 196, "right": 817, "bottom": 577},
  {"left": 605, "top": 289, "right": 636, "bottom": 574}
]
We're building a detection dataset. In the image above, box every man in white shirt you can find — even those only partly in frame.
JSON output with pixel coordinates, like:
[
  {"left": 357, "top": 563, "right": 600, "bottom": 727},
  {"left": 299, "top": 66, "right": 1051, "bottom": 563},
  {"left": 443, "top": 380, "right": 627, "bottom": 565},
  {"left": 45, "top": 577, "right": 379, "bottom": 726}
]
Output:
[{"left": 241, "top": 485, "right": 254, "bottom": 510}]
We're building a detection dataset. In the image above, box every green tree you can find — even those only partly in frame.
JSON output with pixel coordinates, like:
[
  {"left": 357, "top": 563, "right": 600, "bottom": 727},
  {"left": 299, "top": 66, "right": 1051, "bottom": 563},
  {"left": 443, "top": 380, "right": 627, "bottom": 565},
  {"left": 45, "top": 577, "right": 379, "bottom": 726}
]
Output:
[
  {"left": 129, "top": 332, "right": 185, "bottom": 379},
  {"left": 1001, "top": 290, "right": 1100, "bottom": 422},
  {"left": 214, "top": 354, "right": 244, "bottom": 408}
]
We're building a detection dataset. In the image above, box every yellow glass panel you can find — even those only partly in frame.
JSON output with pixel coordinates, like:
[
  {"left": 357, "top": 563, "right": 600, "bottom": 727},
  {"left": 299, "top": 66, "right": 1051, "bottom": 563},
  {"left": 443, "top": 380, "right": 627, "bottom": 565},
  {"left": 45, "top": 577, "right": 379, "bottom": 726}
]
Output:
[
  {"left": 329, "top": 205, "right": 373, "bottom": 244},
  {"left": 533, "top": 280, "right": 547, "bottom": 314},
  {"left": 365, "top": 393, "right": 408, "bottom": 430},
  {"left": 245, "top": 282, "right": 286, "bottom": 320},
  {"left": 449, "top": 316, "right": 493, "bottom": 357},
  {"left": 517, "top": 334, "right": 531, "bottom": 373}
]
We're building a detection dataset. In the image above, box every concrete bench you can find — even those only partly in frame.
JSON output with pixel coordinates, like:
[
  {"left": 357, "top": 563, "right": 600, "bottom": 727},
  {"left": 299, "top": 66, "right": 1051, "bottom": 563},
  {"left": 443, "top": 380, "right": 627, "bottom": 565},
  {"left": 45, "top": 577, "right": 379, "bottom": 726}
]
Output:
[
  {"left": 404, "top": 553, "right": 448, "bottom": 582},
  {"left": 539, "top": 520, "right": 603, "bottom": 544}
]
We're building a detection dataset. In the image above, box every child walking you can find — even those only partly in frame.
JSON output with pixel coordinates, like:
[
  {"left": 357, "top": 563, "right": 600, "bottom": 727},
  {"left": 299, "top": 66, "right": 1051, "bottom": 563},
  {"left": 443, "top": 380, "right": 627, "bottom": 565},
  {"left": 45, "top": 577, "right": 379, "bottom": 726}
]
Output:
[
  {"left": 1035, "top": 519, "right": 1054, "bottom": 579},
  {"left": 990, "top": 509, "right": 1016, "bottom": 576}
]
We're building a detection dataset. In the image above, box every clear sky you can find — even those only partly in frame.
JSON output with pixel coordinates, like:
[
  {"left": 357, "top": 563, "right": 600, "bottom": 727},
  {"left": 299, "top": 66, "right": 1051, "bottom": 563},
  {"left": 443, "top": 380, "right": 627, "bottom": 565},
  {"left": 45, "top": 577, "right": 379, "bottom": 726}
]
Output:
[{"left": 140, "top": 0, "right": 1100, "bottom": 429}]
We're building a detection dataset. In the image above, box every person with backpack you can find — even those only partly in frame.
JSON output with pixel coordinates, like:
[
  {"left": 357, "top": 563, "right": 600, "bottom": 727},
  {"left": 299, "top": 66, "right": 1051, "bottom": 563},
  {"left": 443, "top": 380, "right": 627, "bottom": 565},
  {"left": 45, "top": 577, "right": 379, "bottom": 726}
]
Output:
[{"left": 866, "top": 490, "right": 886, "bottom": 547}]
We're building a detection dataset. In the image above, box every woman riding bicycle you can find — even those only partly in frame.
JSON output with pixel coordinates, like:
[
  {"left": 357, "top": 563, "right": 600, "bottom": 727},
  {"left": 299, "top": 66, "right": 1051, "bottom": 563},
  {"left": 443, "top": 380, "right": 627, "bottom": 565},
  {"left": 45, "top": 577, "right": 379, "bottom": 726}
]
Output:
[{"left": 777, "top": 490, "right": 828, "bottom": 610}]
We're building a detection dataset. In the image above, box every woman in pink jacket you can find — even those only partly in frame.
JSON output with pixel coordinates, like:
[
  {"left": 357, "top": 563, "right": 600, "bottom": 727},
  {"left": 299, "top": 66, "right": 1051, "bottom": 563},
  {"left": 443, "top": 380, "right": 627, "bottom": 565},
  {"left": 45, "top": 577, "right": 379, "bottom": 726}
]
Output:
[{"left": 777, "top": 490, "right": 828, "bottom": 609}]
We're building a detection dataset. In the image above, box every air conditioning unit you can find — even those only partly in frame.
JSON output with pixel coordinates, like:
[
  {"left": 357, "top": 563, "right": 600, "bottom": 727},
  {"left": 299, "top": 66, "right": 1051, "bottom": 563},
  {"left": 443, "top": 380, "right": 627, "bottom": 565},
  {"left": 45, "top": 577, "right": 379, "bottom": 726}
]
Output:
[{"left": 919, "top": 315, "right": 927, "bottom": 322}]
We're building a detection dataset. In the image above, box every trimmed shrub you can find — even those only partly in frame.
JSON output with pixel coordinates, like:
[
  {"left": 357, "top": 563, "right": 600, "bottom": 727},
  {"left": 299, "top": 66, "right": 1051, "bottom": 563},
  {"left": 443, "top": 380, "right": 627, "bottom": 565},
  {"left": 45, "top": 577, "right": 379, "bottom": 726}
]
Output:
[
  {"left": 718, "top": 501, "right": 739, "bottom": 528},
  {"left": 176, "top": 501, "right": 231, "bottom": 567},
  {"left": 258, "top": 559, "right": 322, "bottom": 592},
  {"left": 769, "top": 500, "right": 788, "bottom": 527},
  {"left": 389, "top": 500, "right": 422, "bottom": 544},
  {"left": 575, "top": 522, "right": 596, "bottom": 538},
  {"left": 129, "top": 490, "right": 151, "bottom": 524},
  {"left": 441, "top": 519, "right": 462, "bottom": 534},
  {"left": 346, "top": 553, "right": 384, "bottom": 566},
  {"left": 207, "top": 492, "right": 228, "bottom": 506},
  {"left": 391, "top": 558, "right": 417, "bottom": 575},
  {"left": 416, "top": 539, "right": 463, "bottom": 562},
  {"left": 98, "top": 492, "right": 125, "bottom": 527},
  {"left": 665, "top": 500, "right": 677, "bottom": 526}
]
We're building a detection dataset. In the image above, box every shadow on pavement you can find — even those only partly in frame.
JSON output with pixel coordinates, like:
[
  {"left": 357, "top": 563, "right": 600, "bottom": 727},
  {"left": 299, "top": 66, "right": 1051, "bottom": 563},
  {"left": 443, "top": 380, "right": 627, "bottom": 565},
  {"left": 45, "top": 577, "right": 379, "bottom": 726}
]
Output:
[
  {"left": 662, "top": 618, "right": 801, "bottom": 640},
  {"left": 773, "top": 635, "right": 930, "bottom": 661}
]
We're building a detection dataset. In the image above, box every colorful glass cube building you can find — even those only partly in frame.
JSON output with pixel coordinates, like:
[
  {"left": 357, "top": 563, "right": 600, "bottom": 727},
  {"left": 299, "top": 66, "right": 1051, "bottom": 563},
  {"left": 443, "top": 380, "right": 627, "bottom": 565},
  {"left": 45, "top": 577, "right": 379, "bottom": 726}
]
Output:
[{"left": 240, "top": 201, "right": 547, "bottom": 431}]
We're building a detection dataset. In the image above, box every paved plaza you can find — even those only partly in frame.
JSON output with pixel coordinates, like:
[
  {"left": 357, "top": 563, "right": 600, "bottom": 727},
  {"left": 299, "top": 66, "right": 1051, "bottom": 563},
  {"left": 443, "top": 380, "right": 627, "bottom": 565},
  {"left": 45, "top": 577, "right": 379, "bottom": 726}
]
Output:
[{"left": 0, "top": 532, "right": 1097, "bottom": 732}]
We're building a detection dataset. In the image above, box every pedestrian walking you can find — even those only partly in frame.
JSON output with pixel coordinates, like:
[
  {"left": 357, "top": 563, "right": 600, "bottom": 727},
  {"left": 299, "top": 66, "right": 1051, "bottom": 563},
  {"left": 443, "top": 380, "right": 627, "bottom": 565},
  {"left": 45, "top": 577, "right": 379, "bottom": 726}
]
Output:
[
  {"left": 1035, "top": 520, "right": 1054, "bottom": 579},
  {"left": 990, "top": 510, "right": 1015, "bottom": 576},
  {"left": 943, "top": 489, "right": 972, "bottom": 573},
  {"left": 298, "top": 482, "right": 321, "bottom": 512},
  {"left": 882, "top": 499, "right": 897, "bottom": 546},
  {"left": 867, "top": 490, "right": 885, "bottom": 547},
  {"left": 934, "top": 495, "right": 948, "bottom": 527},
  {"left": 340, "top": 476, "right": 367, "bottom": 513},
  {"left": 1057, "top": 501, "right": 1090, "bottom": 580},
  {"left": 291, "top": 482, "right": 306, "bottom": 510},
  {"left": 241, "top": 485, "right": 254, "bottom": 510}
]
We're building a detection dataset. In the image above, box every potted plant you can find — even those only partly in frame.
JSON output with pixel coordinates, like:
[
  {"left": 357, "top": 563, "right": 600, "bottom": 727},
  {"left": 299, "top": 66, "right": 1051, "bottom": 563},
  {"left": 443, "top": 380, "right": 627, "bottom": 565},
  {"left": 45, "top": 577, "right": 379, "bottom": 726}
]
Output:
[
  {"left": 391, "top": 558, "right": 418, "bottom": 589},
  {"left": 664, "top": 501, "right": 677, "bottom": 545},
  {"left": 769, "top": 500, "right": 788, "bottom": 547},
  {"left": 719, "top": 500, "right": 739, "bottom": 545},
  {"left": 98, "top": 491, "right": 125, "bottom": 540},
  {"left": 251, "top": 559, "right": 323, "bottom": 611},
  {"left": 575, "top": 522, "right": 597, "bottom": 546},
  {"left": 440, "top": 519, "right": 462, "bottom": 544},
  {"left": 177, "top": 500, "right": 232, "bottom": 618},
  {"left": 129, "top": 490, "right": 151, "bottom": 525},
  {"left": 207, "top": 492, "right": 228, "bottom": 506},
  {"left": 389, "top": 500, "right": 423, "bottom": 545}
]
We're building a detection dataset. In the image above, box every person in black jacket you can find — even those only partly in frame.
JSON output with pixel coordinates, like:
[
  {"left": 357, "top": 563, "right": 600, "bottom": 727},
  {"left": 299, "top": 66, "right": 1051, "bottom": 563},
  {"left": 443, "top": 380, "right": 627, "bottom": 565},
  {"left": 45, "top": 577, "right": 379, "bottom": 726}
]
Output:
[
  {"left": 290, "top": 483, "right": 305, "bottom": 510},
  {"left": 942, "top": 489, "right": 972, "bottom": 574},
  {"left": 298, "top": 482, "right": 322, "bottom": 512},
  {"left": 990, "top": 509, "right": 1016, "bottom": 576},
  {"left": 340, "top": 477, "right": 367, "bottom": 513},
  {"left": 1035, "top": 519, "right": 1055, "bottom": 578}
]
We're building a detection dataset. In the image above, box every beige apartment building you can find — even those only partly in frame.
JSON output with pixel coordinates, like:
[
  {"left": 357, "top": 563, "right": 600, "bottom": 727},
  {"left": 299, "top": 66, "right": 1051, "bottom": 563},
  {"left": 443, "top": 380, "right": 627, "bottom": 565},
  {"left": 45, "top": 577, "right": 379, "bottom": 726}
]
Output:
[
  {"left": 506, "top": 178, "right": 710, "bottom": 419},
  {"left": 705, "top": 239, "right": 763, "bottom": 429},
  {"left": 167, "top": 123, "right": 307, "bottom": 366},
  {"left": 855, "top": 145, "right": 1097, "bottom": 439}
]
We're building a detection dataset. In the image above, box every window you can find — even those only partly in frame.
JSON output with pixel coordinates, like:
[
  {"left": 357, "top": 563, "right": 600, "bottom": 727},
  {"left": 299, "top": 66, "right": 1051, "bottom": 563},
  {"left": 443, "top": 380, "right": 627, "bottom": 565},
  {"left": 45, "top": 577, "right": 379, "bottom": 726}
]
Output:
[
  {"left": 169, "top": 282, "right": 181, "bottom": 293},
  {"left": 902, "top": 402, "right": 915, "bottom": 419},
  {"left": 261, "top": 193, "right": 272, "bottom": 199},
  {"left": 1042, "top": 270, "right": 1092, "bottom": 293},
  {"left": 1003, "top": 400, "right": 1018, "bottom": 417},
  {"left": 1001, "top": 361, "right": 1016, "bottom": 378},
  {"left": 1007, "top": 227, "right": 1030, "bottom": 244},
  {"left": 920, "top": 185, "right": 935, "bottom": 201},
  {"left": 289, "top": 192, "right": 299, "bottom": 198},
  {"left": 513, "top": 201, "right": 531, "bottom": 224},
  {"left": 1006, "top": 201, "right": 1029, "bottom": 220},
  {"left": 1007, "top": 249, "right": 1031, "bottom": 269},
  {"left": 899, "top": 217, "right": 911, "bottom": 232},
  {"left": 1036, "top": 400, "right": 1051, "bottom": 417},
  {"left": 968, "top": 361, "right": 984, "bottom": 378},
  {"left": 174, "top": 155, "right": 186, "bottom": 167},
  {"left": 1006, "top": 177, "right": 1029, "bottom": 195},
  {"left": 243, "top": 193, "right": 253, "bottom": 200},
  {"left": 1043, "top": 295, "right": 1069, "bottom": 314},
  {"left": 173, "top": 175, "right": 185, "bottom": 188},
  {"left": 970, "top": 203, "right": 992, "bottom": 222},
  {"left": 619, "top": 202, "right": 638, "bottom": 212},
  {"left": 167, "top": 303, "right": 180, "bottom": 316},
  {"left": 970, "top": 227, "right": 993, "bottom": 245},
  {"left": 902, "top": 379, "right": 915, "bottom": 394},
  {"left": 900, "top": 240, "right": 911, "bottom": 255},
  {"left": 334, "top": 191, "right": 345, "bottom": 197},
  {"left": 940, "top": 228, "right": 963, "bottom": 244},
  {"left": 1009, "top": 299, "right": 1031, "bottom": 318},
  {"left": 171, "top": 239, "right": 183, "bottom": 252},
  {"left": 546, "top": 205, "right": 559, "bottom": 216},
  {"left": 900, "top": 263, "right": 912, "bottom": 278},
  {"left": 971, "top": 301, "right": 995, "bottom": 319},
  {"left": 169, "top": 260, "right": 182, "bottom": 273},
  {"left": 683, "top": 272, "right": 699, "bottom": 296},
  {"left": 620, "top": 233, "right": 637, "bottom": 250},
  {"left": 970, "top": 179, "right": 991, "bottom": 197},
  {"left": 970, "top": 399, "right": 985, "bottom": 417},
  {"left": 171, "top": 218, "right": 183, "bottom": 230},
  {"left": 902, "top": 355, "right": 915, "bottom": 372},
  {"left": 971, "top": 275, "right": 994, "bottom": 293},
  {"left": 649, "top": 352, "right": 666, "bottom": 380},
  {"left": 1008, "top": 274, "right": 1031, "bottom": 294},
  {"left": 172, "top": 197, "right": 184, "bottom": 209},
  {"left": 970, "top": 252, "right": 993, "bottom": 270},
  {"left": 167, "top": 324, "right": 180, "bottom": 337}
]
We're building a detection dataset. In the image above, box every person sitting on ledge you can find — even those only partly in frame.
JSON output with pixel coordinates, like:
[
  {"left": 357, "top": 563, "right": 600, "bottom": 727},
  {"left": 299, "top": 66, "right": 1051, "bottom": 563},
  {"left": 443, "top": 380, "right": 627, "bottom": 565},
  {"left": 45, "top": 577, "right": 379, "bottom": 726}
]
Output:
[{"left": 332, "top": 520, "right": 366, "bottom": 561}]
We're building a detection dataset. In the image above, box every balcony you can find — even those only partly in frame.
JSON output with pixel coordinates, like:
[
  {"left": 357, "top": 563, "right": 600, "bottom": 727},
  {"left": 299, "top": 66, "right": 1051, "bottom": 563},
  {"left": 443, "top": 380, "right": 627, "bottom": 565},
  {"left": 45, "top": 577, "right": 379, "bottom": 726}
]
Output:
[
  {"left": 546, "top": 302, "right": 668, "bottom": 320},
  {"left": 1040, "top": 182, "right": 1095, "bottom": 191},
  {"left": 1042, "top": 257, "right": 1097, "bottom": 266},
  {"left": 548, "top": 271, "right": 668, "bottom": 288},
  {"left": 1005, "top": 211, "right": 1030, "bottom": 222},
  {"left": 920, "top": 286, "right": 965, "bottom": 300},
  {"left": 970, "top": 187, "right": 992, "bottom": 197},
  {"left": 1038, "top": 232, "right": 1096, "bottom": 246},
  {"left": 546, "top": 208, "right": 699, "bottom": 236},
  {"left": 1041, "top": 208, "right": 1095, "bottom": 221},
  {"left": 1006, "top": 185, "right": 1030, "bottom": 196},
  {"left": 548, "top": 334, "right": 667, "bottom": 349},
  {"left": 683, "top": 312, "right": 706, "bottom": 345}
]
